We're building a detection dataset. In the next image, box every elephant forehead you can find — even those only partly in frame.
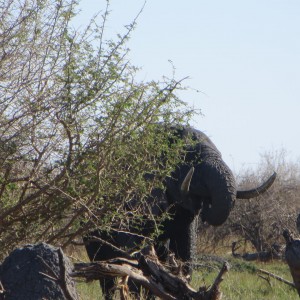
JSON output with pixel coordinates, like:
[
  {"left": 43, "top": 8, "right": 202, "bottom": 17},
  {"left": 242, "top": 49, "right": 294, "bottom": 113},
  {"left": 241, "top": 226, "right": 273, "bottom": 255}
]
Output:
[{"left": 198, "top": 157, "right": 234, "bottom": 178}]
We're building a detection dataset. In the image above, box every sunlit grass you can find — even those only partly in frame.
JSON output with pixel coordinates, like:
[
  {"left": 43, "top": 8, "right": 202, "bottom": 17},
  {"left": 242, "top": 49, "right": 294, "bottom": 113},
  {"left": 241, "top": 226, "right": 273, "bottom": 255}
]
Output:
[
  {"left": 192, "top": 259, "right": 298, "bottom": 300},
  {"left": 76, "top": 281, "right": 102, "bottom": 300}
]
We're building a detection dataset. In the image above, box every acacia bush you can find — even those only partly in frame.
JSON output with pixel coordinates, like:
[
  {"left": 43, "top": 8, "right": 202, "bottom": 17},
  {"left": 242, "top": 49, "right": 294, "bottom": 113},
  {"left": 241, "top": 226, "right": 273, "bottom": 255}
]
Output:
[
  {"left": 197, "top": 149, "right": 300, "bottom": 254},
  {"left": 0, "top": 0, "right": 193, "bottom": 257}
]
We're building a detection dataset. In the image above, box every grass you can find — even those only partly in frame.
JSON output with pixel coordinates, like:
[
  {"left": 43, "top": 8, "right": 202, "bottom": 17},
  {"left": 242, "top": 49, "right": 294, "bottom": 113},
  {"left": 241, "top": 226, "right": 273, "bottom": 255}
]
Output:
[
  {"left": 192, "top": 258, "right": 298, "bottom": 300},
  {"left": 76, "top": 281, "right": 103, "bottom": 300}
]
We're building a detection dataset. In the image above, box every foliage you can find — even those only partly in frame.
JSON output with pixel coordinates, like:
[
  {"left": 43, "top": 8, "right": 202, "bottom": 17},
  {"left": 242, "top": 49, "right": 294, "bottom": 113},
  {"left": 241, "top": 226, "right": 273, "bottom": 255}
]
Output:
[{"left": 0, "top": 0, "right": 193, "bottom": 256}]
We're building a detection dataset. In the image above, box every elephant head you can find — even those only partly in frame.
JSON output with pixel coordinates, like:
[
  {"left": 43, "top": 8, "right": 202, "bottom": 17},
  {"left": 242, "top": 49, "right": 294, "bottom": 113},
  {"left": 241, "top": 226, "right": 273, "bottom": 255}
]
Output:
[
  {"left": 191, "top": 158, "right": 276, "bottom": 226},
  {"left": 166, "top": 127, "right": 276, "bottom": 226}
]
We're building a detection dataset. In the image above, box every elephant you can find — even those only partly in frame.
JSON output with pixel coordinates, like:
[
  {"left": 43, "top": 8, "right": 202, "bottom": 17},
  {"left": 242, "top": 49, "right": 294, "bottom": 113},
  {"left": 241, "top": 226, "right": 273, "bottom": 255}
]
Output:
[{"left": 84, "top": 126, "right": 276, "bottom": 299}]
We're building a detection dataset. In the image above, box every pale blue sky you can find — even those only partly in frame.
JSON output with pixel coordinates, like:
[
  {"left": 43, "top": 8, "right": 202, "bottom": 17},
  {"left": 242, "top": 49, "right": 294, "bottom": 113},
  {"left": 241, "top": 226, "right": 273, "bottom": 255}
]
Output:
[{"left": 75, "top": 1, "right": 300, "bottom": 172}]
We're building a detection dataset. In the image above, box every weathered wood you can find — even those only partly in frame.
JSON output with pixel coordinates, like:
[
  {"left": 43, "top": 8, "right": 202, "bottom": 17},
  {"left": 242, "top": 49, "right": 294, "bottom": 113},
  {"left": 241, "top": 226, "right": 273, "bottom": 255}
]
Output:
[
  {"left": 72, "top": 245, "right": 229, "bottom": 300},
  {"left": 231, "top": 241, "right": 282, "bottom": 262},
  {"left": 257, "top": 268, "right": 295, "bottom": 288}
]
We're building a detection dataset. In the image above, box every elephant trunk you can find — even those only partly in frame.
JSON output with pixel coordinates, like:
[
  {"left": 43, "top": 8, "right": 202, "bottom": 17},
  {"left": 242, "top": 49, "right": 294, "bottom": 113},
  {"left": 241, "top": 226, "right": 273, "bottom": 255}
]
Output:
[{"left": 200, "top": 159, "right": 236, "bottom": 226}]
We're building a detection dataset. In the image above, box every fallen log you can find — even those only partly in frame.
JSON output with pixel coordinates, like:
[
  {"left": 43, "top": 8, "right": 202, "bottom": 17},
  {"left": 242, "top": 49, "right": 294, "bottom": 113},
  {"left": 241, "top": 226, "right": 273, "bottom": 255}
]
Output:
[
  {"left": 257, "top": 268, "right": 295, "bottom": 288},
  {"left": 72, "top": 245, "right": 229, "bottom": 300},
  {"left": 231, "top": 241, "right": 283, "bottom": 262}
]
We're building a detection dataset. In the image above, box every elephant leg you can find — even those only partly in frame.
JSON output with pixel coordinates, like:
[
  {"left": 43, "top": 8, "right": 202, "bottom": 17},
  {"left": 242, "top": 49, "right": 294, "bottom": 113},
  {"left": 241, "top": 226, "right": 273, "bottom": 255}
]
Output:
[{"left": 100, "top": 278, "right": 115, "bottom": 300}]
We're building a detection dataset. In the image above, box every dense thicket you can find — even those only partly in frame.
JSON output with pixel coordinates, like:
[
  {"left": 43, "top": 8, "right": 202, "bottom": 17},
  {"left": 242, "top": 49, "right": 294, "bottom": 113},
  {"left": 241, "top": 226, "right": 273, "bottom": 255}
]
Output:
[{"left": 0, "top": 0, "right": 193, "bottom": 257}]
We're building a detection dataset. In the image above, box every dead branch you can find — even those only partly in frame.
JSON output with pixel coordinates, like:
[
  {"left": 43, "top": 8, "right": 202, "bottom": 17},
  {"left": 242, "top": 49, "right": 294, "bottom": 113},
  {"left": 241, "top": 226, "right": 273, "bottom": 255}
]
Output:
[
  {"left": 257, "top": 268, "right": 296, "bottom": 289},
  {"left": 205, "top": 262, "right": 229, "bottom": 300},
  {"left": 232, "top": 241, "right": 282, "bottom": 262},
  {"left": 72, "top": 246, "right": 229, "bottom": 300}
]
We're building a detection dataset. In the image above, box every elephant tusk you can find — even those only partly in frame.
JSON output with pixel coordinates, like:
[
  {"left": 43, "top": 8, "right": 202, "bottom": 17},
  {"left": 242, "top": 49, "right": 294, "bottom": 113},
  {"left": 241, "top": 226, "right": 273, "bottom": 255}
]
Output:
[
  {"left": 236, "top": 172, "right": 277, "bottom": 199},
  {"left": 181, "top": 167, "right": 194, "bottom": 194}
]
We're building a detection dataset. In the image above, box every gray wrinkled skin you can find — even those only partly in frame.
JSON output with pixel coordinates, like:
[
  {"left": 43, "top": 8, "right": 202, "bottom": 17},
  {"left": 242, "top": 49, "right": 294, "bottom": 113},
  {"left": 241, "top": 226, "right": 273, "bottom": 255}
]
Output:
[{"left": 0, "top": 243, "right": 78, "bottom": 300}]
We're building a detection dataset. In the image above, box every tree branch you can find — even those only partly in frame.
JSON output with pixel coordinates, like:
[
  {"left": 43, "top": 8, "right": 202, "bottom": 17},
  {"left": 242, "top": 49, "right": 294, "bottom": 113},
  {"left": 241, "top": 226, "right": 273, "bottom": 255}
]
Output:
[{"left": 257, "top": 268, "right": 296, "bottom": 288}]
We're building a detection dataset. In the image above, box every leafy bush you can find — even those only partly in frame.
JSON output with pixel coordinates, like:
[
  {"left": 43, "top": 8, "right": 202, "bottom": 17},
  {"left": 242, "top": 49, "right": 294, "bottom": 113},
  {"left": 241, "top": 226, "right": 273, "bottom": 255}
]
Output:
[{"left": 0, "top": 0, "right": 193, "bottom": 256}]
